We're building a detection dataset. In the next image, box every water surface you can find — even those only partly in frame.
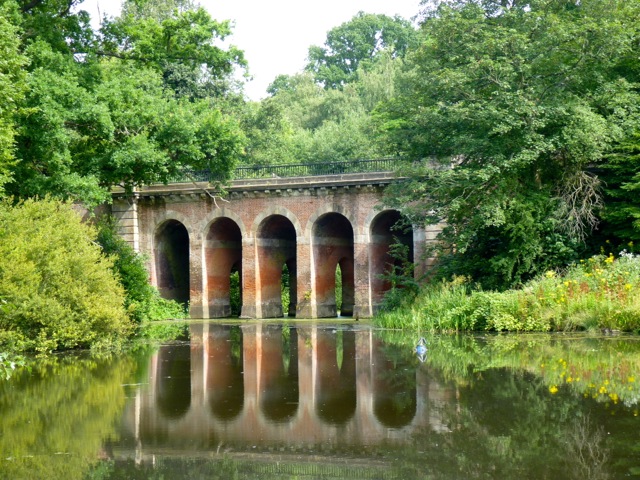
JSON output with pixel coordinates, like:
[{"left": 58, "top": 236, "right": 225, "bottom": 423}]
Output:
[{"left": 1, "top": 322, "right": 639, "bottom": 479}]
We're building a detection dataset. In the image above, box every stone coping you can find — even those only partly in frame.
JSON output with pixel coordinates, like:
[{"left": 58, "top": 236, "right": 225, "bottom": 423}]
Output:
[{"left": 112, "top": 171, "right": 397, "bottom": 198}]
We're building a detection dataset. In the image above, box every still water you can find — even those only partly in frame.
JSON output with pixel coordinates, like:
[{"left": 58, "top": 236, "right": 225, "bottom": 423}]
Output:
[{"left": 1, "top": 322, "right": 639, "bottom": 479}]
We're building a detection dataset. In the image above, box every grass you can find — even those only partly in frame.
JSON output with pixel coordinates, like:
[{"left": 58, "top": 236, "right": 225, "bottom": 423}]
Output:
[{"left": 376, "top": 250, "right": 640, "bottom": 333}]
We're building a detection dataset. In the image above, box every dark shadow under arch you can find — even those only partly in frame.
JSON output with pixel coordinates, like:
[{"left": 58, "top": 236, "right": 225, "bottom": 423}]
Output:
[
  {"left": 312, "top": 213, "right": 354, "bottom": 318},
  {"left": 155, "top": 220, "right": 190, "bottom": 305}
]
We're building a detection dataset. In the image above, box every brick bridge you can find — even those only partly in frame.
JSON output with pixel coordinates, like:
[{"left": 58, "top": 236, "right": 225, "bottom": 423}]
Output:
[{"left": 111, "top": 159, "right": 439, "bottom": 319}]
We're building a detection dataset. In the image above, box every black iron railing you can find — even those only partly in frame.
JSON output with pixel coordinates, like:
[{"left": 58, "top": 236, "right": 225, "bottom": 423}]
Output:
[{"left": 168, "top": 158, "right": 401, "bottom": 184}]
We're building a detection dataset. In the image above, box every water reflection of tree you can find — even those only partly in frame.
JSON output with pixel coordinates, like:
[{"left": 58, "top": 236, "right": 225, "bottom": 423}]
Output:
[
  {"left": 372, "top": 337, "right": 417, "bottom": 428},
  {"left": 387, "top": 369, "right": 612, "bottom": 479},
  {"left": 375, "top": 331, "right": 638, "bottom": 479},
  {"left": 0, "top": 355, "right": 136, "bottom": 479}
]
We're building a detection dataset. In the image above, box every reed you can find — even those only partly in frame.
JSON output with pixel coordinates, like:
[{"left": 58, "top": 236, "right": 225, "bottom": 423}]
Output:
[{"left": 376, "top": 251, "right": 640, "bottom": 333}]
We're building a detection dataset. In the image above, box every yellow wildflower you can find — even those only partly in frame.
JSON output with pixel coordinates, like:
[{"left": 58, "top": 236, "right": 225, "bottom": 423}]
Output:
[{"left": 549, "top": 385, "right": 558, "bottom": 394}]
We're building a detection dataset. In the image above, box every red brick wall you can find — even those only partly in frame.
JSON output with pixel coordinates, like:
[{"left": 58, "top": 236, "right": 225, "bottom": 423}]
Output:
[{"left": 113, "top": 180, "right": 438, "bottom": 319}]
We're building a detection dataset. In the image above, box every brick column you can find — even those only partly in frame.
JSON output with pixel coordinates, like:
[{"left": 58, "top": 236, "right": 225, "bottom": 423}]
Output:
[
  {"left": 189, "top": 231, "right": 206, "bottom": 318},
  {"left": 240, "top": 236, "right": 258, "bottom": 318},
  {"left": 296, "top": 237, "right": 313, "bottom": 318},
  {"left": 353, "top": 238, "right": 372, "bottom": 318}
]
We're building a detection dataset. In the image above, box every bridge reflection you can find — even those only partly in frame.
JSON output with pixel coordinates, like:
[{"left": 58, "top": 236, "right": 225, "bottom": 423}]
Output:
[{"left": 128, "top": 324, "right": 455, "bottom": 452}]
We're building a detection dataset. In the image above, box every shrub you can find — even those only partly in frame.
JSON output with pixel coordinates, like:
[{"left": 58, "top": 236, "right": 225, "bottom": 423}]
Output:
[
  {"left": 96, "top": 218, "right": 186, "bottom": 322},
  {"left": 376, "top": 252, "right": 640, "bottom": 333},
  {"left": 0, "top": 198, "right": 133, "bottom": 353}
]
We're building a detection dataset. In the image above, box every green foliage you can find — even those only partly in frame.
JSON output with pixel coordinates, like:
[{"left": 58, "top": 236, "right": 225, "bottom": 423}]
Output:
[
  {"left": 379, "top": 236, "right": 419, "bottom": 312},
  {"left": 378, "top": 0, "right": 640, "bottom": 289},
  {"left": 0, "top": 2, "right": 27, "bottom": 197},
  {"left": 239, "top": 100, "right": 297, "bottom": 166},
  {"left": 306, "top": 11, "right": 418, "bottom": 89},
  {"left": 229, "top": 269, "right": 241, "bottom": 316},
  {"left": 0, "top": 352, "right": 26, "bottom": 380},
  {"left": 0, "top": 354, "right": 136, "bottom": 479},
  {"left": 4, "top": 0, "right": 245, "bottom": 205},
  {"left": 281, "top": 263, "right": 290, "bottom": 315},
  {"left": 100, "top": 3, "right": 246, "bottom": 100},
  {"left": 244, "top": 72, "right": 390, "bottom": 166},
  {"left": 0, "top": 198, "right": 133, "bottom": 353},
  {"left": 96, "top": 217, "right": 186, "bottom": 323},
  {"left": 137, "top": 319, "right": 190, "bottom": 341},
  {"left": 335, "top": 264, "right": 342, "bottom": 313},
  {"left": 377, "top": 252, "right": 640, "bottom": 333},
  {"left": 597, "top": 132, "right": 640, "bottom": 244}
]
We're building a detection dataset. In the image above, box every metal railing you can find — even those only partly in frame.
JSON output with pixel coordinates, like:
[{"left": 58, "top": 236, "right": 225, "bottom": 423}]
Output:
[{"left": 168, "top": 158, "right": 401, "bottom": 184}]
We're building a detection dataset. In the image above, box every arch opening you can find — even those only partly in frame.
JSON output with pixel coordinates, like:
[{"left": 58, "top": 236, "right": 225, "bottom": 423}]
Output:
[
  {"left": 205, "top": 217, "right": 242, "bottom": 318},
  {"left": 372, "top": 345, "right": 417, "bottom": 429},
  {"left": 155, "top": 220, "right": 190, "bottom": 305},
  {"left": 369, "top": 211, "right": 414, "bottom": 311},
  {"left": 312, "top": 213, "right": 354, "bottom": 318},
  {"left": 257, "top": 215, "right": 297, "bottom": 318}
]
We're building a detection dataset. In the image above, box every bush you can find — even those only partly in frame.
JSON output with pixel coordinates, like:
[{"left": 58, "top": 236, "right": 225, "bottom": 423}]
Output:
[
  {"left": 96, "top": 218, "right": 186, "bottom": 323},
  {"left": 376, "top": 252, "right": 640, "bottom": 333},
  {"left": 0, "top": 198, "right": 133, "bottom": 353}
]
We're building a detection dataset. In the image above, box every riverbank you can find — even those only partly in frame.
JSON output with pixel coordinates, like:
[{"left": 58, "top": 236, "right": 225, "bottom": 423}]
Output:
[{"left": 375, "top": 252, "right": 640, "bottom": 333}]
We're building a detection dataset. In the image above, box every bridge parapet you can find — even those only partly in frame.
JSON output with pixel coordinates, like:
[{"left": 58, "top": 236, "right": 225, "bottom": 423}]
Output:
[{"left": 169, "top": 157, "right": 404, "bottom": 184}]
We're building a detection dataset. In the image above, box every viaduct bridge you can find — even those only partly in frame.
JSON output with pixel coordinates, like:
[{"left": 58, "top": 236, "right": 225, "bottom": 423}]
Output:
[{"left": 111, "top": 159, "right": 439, "bottom": 319}]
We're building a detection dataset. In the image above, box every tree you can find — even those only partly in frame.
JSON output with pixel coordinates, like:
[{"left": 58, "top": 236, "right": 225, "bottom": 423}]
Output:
[
  {"left": 100, "top": 1, "right": 246, "bottom": 100},
  {"left": 306, "top": 11, "right": 417, "bottom": 89},
  {"left": 595, "top": 133, "right": 640, "bottom": 246},
  {"left": 378, "top": 0, "right": 640, "bottom": 288},
  {"left": 4, "top": 0, "right": 245, "bottom": 204},
  {"left": 0, "top": 3, "right": 27, "bottom": 196}
]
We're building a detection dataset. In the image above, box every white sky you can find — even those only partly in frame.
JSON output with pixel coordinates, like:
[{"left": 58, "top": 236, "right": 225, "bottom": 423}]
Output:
[{"left": 81, "top": 0, "right": 423, "bottom": 100}]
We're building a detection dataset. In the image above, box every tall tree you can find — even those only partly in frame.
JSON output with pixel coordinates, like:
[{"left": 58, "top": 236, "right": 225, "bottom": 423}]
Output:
[
  {"left": 0, "top": 2, "right": 28, "bottom": 196},
  {"left": 306, "top": 11, "right": 417, "bottom": 89},
  {"left": 378, "top": 0, "right": 640, "bottom": 288},
  {"left": 100, "top": 0, "right": 246, "bottom": 100},
  {"left": 4, "top": 0, "right": 245, "bottom": 205}
]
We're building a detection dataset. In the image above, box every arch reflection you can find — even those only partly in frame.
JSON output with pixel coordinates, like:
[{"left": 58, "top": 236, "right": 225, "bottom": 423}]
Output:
[
  {"left": 315, "top": 329, "right": 357, "bottom": 425},
  {"left": 259, "top": 325, "right": 299, "bottom": 422},
  {"left": 137, "top": 324, "right": 453, "bottom": 451},
  {"left": 156, "top": 345, "right": 191, "bottom": 420}
]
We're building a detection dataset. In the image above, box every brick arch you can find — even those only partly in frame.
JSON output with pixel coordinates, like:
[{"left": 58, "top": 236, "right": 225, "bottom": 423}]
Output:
[
  {"left": 304, "top": 205, "right": 358, "bottom": 240},
  {"left": 363, "top": 208, "right": 399, "bottom": 244},
  {"left": 153, "top": 211, "right": 195, "bottom": 239},
  {"left": 310, "top": 211, "right": 355, "bottom": 318},
  {"left": 250, "top": 206, "right": 302, "bottom": 240},
  {"left": 254, "top": 213, "right": 298, "bottom": 318},
  {"left": 368, "top": 210, "right": 415, "bottom": 308},
  {"left": 200, "top": 209, "right": 247, "bottom": 240},
  {"left": 203, "top": 214, "right": 244, "bottom": 318}
]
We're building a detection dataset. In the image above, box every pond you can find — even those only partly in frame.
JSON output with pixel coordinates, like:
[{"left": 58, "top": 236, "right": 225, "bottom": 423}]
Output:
[{"left": 1, "top": 321, "right": 639, "bottom": 479}]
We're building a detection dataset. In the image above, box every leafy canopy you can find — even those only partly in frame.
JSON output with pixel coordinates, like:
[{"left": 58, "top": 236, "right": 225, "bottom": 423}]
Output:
[
  {"left": 306, "top": 11, "right": 417, "bottom": 89},
  {"left": 3, "top": 0, "right": 246, "bottom": 205},
  {"left": 378, "top": 0, "right": 640, "bottom": 288}
]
